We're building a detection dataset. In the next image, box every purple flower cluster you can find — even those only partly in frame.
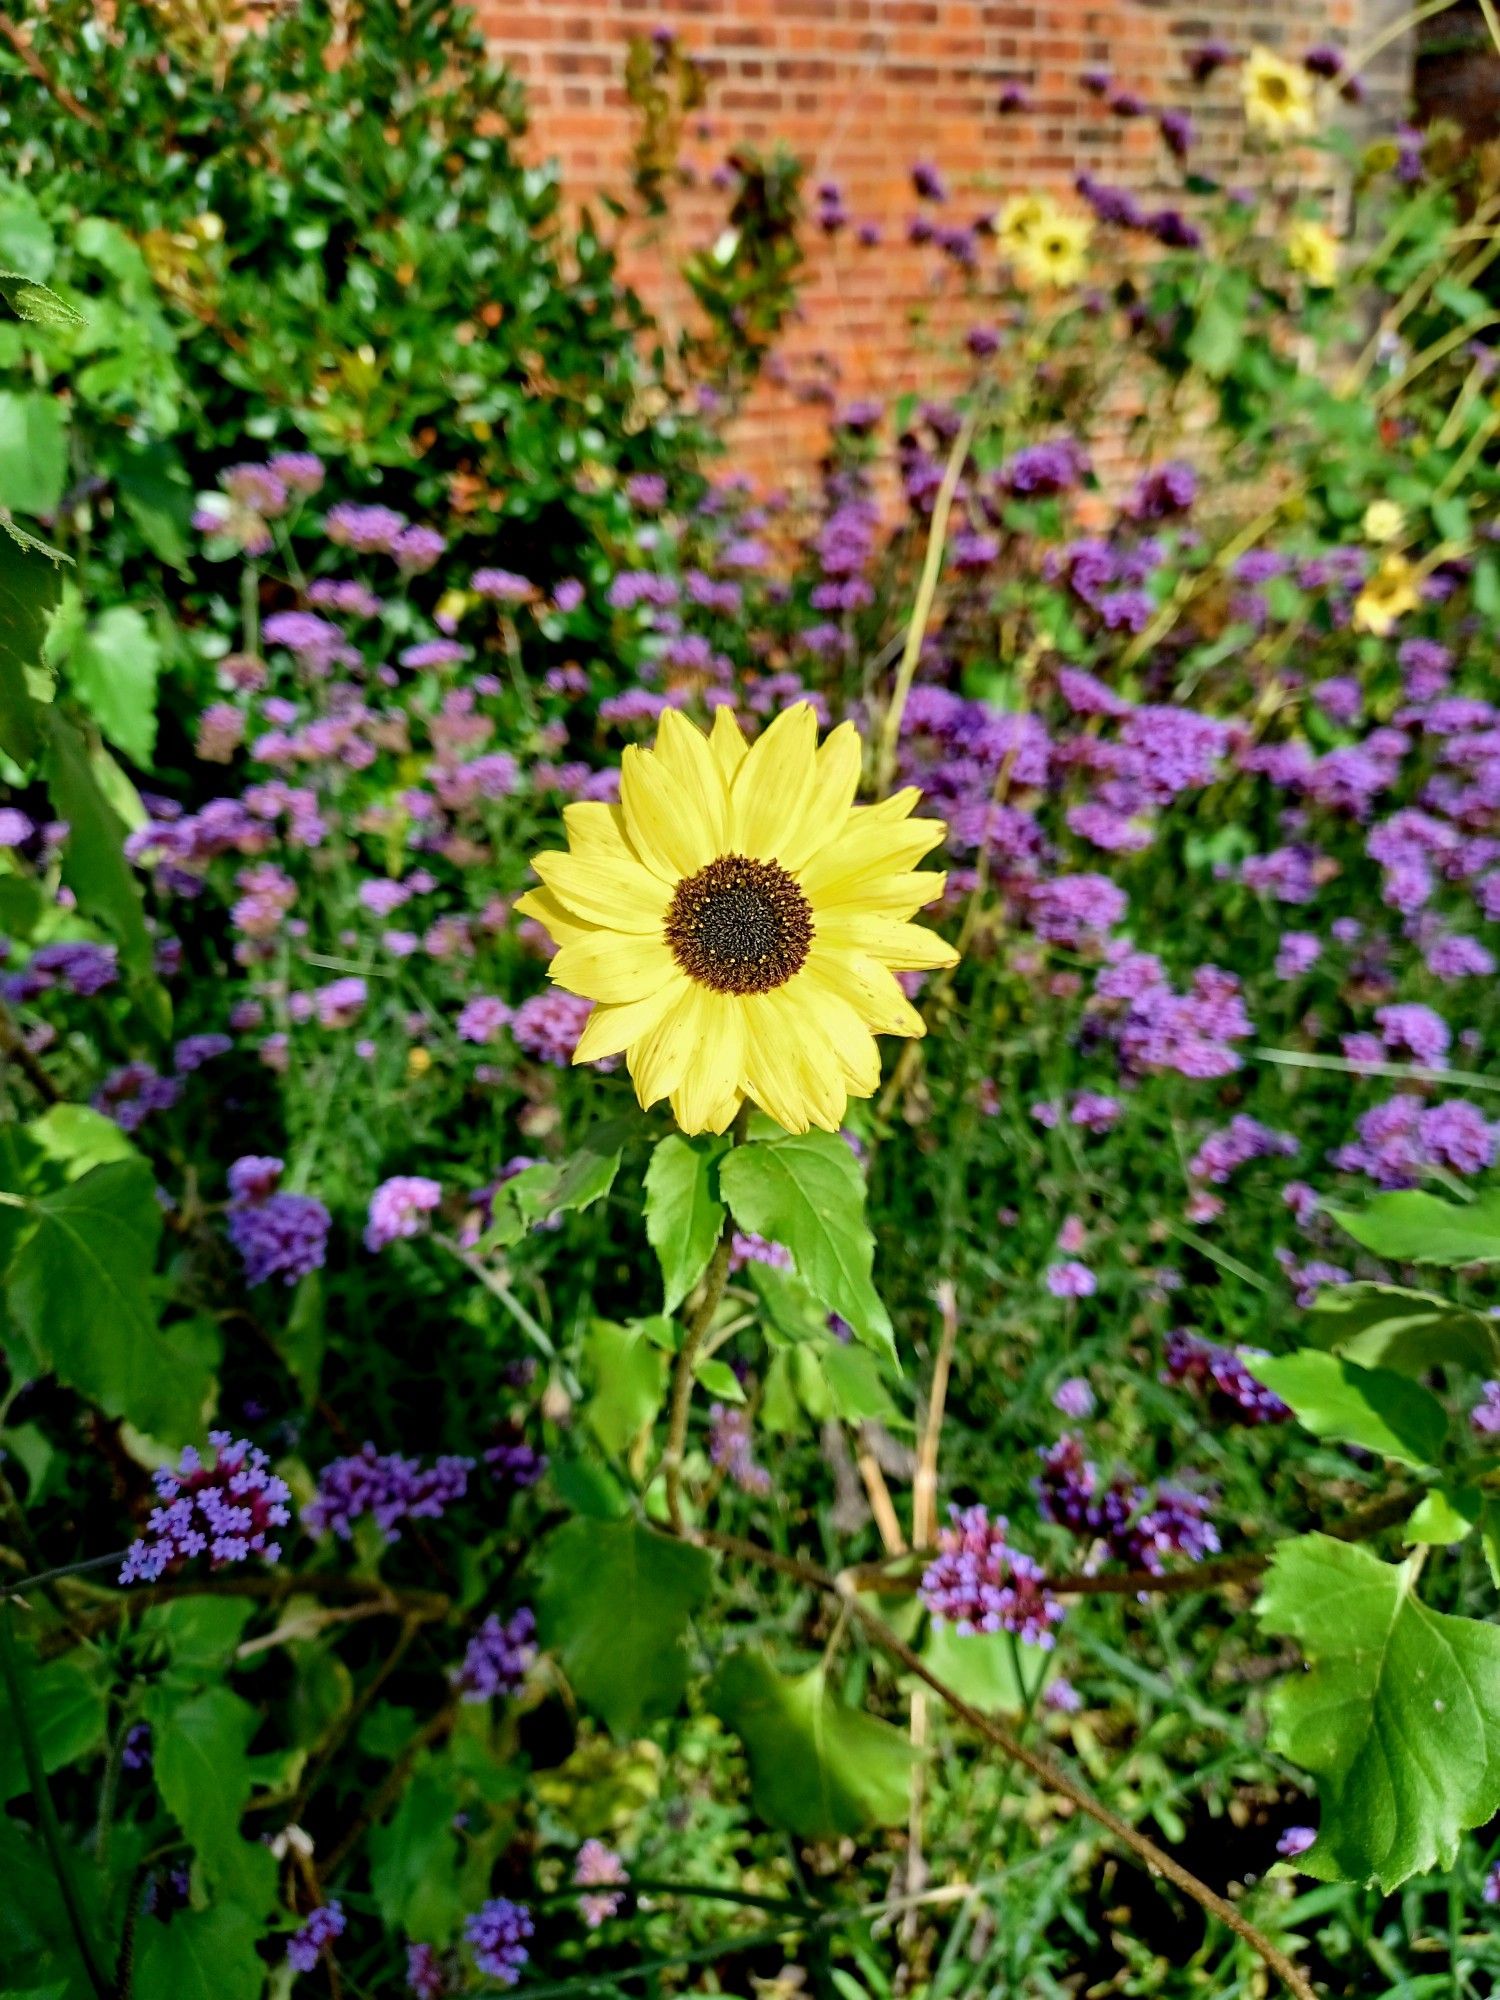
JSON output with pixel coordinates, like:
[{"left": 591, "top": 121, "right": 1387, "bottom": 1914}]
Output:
[
  {"left": 574, "top": 1840, "right": 629, "bottom": 1927},
  {"left": 919, "top": 1505, "right": 1064, "bottom": 1647},
  {"left": 1188, "top": 1116, "right": 1298, "bottom": 1185},
  {"left": 454, "top": 1608, "right": 537, "bottom": 1702},
  {"left": 365, "top": 1174, "right": 444, "bottom": 1250},
  {"left": 466, "top": 1899, "right": 533, "bottom": 1986},
  {"left": 708, "top": 1403, "right": 771, "bottom": 1494},
  {"left": 1035, "top": 1434, "right": 1220, "bottom": 1575},
  {"left": 226, "top": 1156, "right": 331, "bottom": 1286},
  {"left": 1331, "top": 1094, "right": 1498, "bottom": 1187},
  {"left": 120, "top": 1432, "right": 291, "bottom": 1584},
  {"left": 1163, "top": 1329, "right": 1292, "bottom": 1425},
  {"left": 303, "top": 1443, "right": 474, "bottom": 1542},
  {"left": 287, "top": 1903, "right": 346, "bottom": 1974}
]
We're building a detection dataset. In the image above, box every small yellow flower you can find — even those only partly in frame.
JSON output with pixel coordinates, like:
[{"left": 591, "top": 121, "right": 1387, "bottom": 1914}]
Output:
[
  {"left": 1244, "top": 46, "right": 1316, "bottom": 139},
  {"left": 1353, "top": 555, "right": 1421, "bottom": 636},
  {"left": 435, "top": 587, "right": 472, "bottom": 626},
  {"left": 1361, "top": 499, "right": 1404, "bottom": 545},
  {"left": 407, "top": 1045, "right": 433, "bottom": 1077},
  {"left": 516, "top": 704, "right": 959, "bottom": 1136},
  {"left": 1286, "top": 217, "right": 1339, "bottom": 289},
  {"left": 1010, "top": 206, "right": 1092, "bottom": 291}
]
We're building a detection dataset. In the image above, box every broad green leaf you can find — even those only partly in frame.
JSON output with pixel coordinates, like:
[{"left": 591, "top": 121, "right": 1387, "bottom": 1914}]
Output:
[
  {"left": 709, "top": 1650, "right": 914, "bottom": 1839},
  {"left": 133, "top": 1904, "right": 266, "bottom": 2000},
  {"left": 1246, "top": 1351, "right": 1447, "bottom": 1470},
  {"left": 644, "top": 1133, "right": 726, "bottom": 1313},
  {"left": 0, "top": 522, "right": 63, "bottom": 765},
  {"left": 820, "top": 1341, "right": 899, "bottom": 1424},
  {"left": 1331, "top": 1189, "right": 1500, "bottom": 1266},
  {"left": 0, "top": 1646, "right": 108, "bottom": 1801},
  {"left": 1303, "top": 1281, "right": 1500, "bottom": 1377},
  {"left": 139, "top": 1597, "right": 255, "bottom": 1681},
  {"left": 44, "top": 711, "right": 155, "bottom": 981},
  {"left": 26, "top": 1104, "right": 138, "bottom": 1180},
  {"left": 114, "top": 442, "right": 191, "bottom": 572},
  {"left": 1404, "top": 1487, "right": 1480, "bottom": 1546},
  {"left": 0, "top": 1815, "right": 104, "bottom": 1990},
  {"left": 720, "top": 1131, "right": 894, "bottom": 1359},
  {"left": 535, "top": 1517, "right": 713, "bottom": 1737},
  {"left": 582, "top": 1318, "right": 668, "bottom": 1455},
  {"left": 921, "top": 1622, "right": 1049, "bottom": 1712},
  {"left": 369, "top": 1762, "right": 465, "bottom": 1941},
  {"left": 547, "top": 1119, "right": 627, "bottom": 1214},
  {"left": 5, "top": 1159, "right": 212, "bottom": 1444},
  {"left": 65, "top": 605, "right": 161, "bottom": 766},
  {"left": 693, "top": 1356, "right": 744, "bottom": 1403},
  {"left": 1259, "top": 1533, "right": 1500, "bottom": 1889},
  {"left": 0, "top": 392, "right": 65, "bottom": 517},
  {"left": 0, "top": 272, "right": 82, "bottom": 331},
  {"left": 145, "top": 1683, "right": 273, "bottom": 1907},
  {"left": 1481, "top": 1500, "right": 1500, "bottom": 1590}
]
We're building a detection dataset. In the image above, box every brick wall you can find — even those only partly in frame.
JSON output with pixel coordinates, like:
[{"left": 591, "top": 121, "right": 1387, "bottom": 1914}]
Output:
[{"left": 478, "top": 0, "right": 1414, "bottom": 488}]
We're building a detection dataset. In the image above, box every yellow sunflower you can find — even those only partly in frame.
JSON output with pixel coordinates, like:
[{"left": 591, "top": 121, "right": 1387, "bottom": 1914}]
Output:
[
  {"left": 996, "top": 191, "right": 1050, "bottom": 255},
  {"left": 1243, "top": 46, "right": 1316, "bottom": 139},
  {"left": 1285, "top": 216, "right": 1339, "bottom": 289},
  {"left": 1010, "top": 206, "right": 1092, "bottom": 291},
  {"left": 515, "top": 704, "right": 958, "bottom": 1136},
  {"left": 1353, "top": 555, "right": 1421, "bottom": 636}
]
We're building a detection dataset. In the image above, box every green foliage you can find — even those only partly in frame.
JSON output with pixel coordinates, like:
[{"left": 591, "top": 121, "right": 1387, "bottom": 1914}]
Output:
[
  {"left": 133, "top": 1906, "right": 266, "bottom": 2000},
  {"left": 1303, "top": 1280, "right": 1500, "bottom": 1376},
  {"left": 709, "top": 1649, "right": 914, "bottom": 1839},
  {"left": 1259, "top": 1534, "right": 1500, "bottom": 1890},
  {"left": 720, "top": 1130, "right": 894, "bottom": 1358},
  {"left": 1332, "top": 1188, "right": 1500, "bottom": 1265},
  {"left": 644, "top": 1133, "right": 727, "bottom": 1312},
  {"left": 535, "top": 1517, "right": 713, "bottom": 1737},
  {"left": 1247, "top": 1351, "right": 1449, "bottom": 1470}
]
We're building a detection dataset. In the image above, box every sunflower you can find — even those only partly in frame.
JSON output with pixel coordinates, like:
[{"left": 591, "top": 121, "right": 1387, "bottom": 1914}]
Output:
[
  {"left": 1243, "top": 46, "right": 1316, "bottom": 139},
  {"left": 1285, "top": 216, "right": 1339, "bottom": 289},
  {"left": 1009, "top": 205, "right": 1092, "bottom": 291},
  {"left": 1353, "top": 555, "right": 1421, "bottom": 636},
  {"left": 515, "top": 704, "right": 958, "bottom": 1136},
  {"left": 995, "top": 191, "right": 1050, "bottom": 255}
]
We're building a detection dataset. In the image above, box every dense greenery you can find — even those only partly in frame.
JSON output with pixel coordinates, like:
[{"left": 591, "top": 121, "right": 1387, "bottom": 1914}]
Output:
[{"left": 5, "top": 8, "right": 1500, "bottom": 1999}]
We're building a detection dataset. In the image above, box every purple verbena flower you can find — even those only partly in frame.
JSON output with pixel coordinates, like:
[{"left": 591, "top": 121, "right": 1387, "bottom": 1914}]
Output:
[
  {"left": 120, "top": 1433, "right": 291, "bottom": 1584},
  {"left": 920, "top": 1505, "right": 1063, "bottom": 1647},
  {"left": 288, "top": 1903, "right": 346, "bottom": 1975},
  {"left": 574, "top": 1840, "right": 629, "bottom": 1927},
  {"left": 465, "top": 1899, "right": 533, "bottom": 1986},
  {"left": 365, "top": 1175, "right": 443, "bottom": 1250},
  {"left": 304, "top": 1444, "right": 474, "bottom": 1542},
  {"left": 454, "top": 1608, "right": 537, "bottom": 1702}
]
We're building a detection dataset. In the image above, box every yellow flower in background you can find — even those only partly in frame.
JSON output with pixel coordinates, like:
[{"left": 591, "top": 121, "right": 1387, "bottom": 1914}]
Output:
[
  {"left": 1244, "top": 46, "right": 1316, "bottom": 138},
  {"left": 516, "top": 704, "right": 958, "bottom": 1136},
  {"left": 1362, "top": 499, "right": 1405, "bottom": 544},
  {"left": 1353, "top": 555, "right": 1421, "bottom": 636},
  {"left": 996, "top": 192, "right": 1050, "bottom": 254},
  {"left": 1010, "top": 206, "right": 1092, "bottom": 291},
  {"left": 1286, "top": 217, "right": 1339, "bottom": 289}
]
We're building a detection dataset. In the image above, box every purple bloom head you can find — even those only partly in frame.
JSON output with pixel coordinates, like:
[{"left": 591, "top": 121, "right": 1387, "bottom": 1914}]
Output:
[
  {"left": 365, "top": 1175, "right": 443, "bottom": 1251},
  {"left": 1045, "top": 1259, "right": 1097, "bottom": 1299},
  {"left": 454, "top": 1608, "right": 537, "bottom": 1702},
  {"left": 466, "top": 1899, "right": 533, "bottom": 1986},
  {"left": 120, "top": 1433, "right": 292, "bottom": 1585},
  {"left": 287, "top": 1903, "right": 346, "bottom": 1975},
  {"left": 920, "top": 1505, "right": 1064, "bottom": 1646},
  {"left": 574, "top": 1840, "right": 628, "bottom": 1927},
  {"left": 229, "top": 1192, "right": 330, "bottom": 1286}
]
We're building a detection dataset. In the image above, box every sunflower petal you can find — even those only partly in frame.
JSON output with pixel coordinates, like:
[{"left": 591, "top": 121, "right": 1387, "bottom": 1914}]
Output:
[
  {"left": 815, "top": 910, "right": 960, "bottom": 970},
  {"left": 562, "top": 800, "right": 634, "bottom": 860},
  {"left": 531, "top": 849, "right": 671, "bottom": 931},
  {"left": 669, "top": 989, "right": 747, "bottom": 1136},
  {"left": 629, "top": 984, "right": 700, "bottom": 1110},
  {"left": 513, "top": 885, "right": 596, "bottom": 950},
  {"left": 731, "top": 703, "right": 818, "bottom": 860},
  {"left": 654, "top": 708, "right": 730, "bottom": 855},
  {"left": 571, "top": 978, "right": 688, "bottom": 1064},
  {"left": 709, "top": 705, "right": 749, "bottom": 785},
  {"left": 620, "top": 744, "right": 716, "bottom": 882},
  {"left": 799, "top": 812, "right": 948, "bottom": 899},
  {"left": 778, "top": 720, "right": 864, "bottom": 873},
  {"left": 804, "top": 944, "right": 926, "bottom": 1038},
  {"left": 549, "top": 931, "right": 678, "bottom": 1005}
]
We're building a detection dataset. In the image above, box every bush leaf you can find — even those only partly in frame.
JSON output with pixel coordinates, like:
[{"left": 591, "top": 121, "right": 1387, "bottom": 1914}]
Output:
[
  {"left": 1246, "top": 1351, "right": 1447, "bottom": 1470},
  {"left": 720, "top": 1131, "right": 894, "bottom": 1359},
  {"left": 1331, "top": 1189, "right": 1500, "bottom": 1266},
  {"left": 1259, "top": 1534, "right": 1500, "bottom": 1889},
  {"left": 535, "top": 1517, "right": 713, "bottom": 1737},
  {"left": 644, "top": 1133, "right": 726, "bottom": 1313},
  {"left": 710, "top": 1649, "right": 914, "bottom": 1839}
]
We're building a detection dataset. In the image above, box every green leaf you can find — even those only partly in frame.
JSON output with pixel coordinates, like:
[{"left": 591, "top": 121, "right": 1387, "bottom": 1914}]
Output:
[
  {"left": 549, "top": 1119, "right": 628, "bottom": 1212},
  {"left": 709, "top": 1650, "right": 914, "bottom": 1839},
  {"left": 65, "top": 605, "right": 161, "bottom": 766},
  {"left": 26, "top": 1104, "right": 139, "bottom": 1181},
  {"left": 5, "top": 1159, "right": 212, "bottom": 1443},
  {"left": 0, "top": 273, "right": 82, "bottom": 331},
  {"left": 113, "top": 442, "right": 191, "bottom": 573},
  {"left": 139, "top": 1598, "right": 255, "bottom": 1682},
  {"left": 1404, "top": 1487, "right": 1480, "bottom": 1546},
  {"left": 0, "top": 1815, "right": 103, "bottom": 1990},
  {"left": 1259, "top": 1533, "right": 1500, "bottom": 1889},
  {"left": 43, "top": 711, "right": 156, "bottom": 983},
  {"left": 720, "top": 1131, "right": 894, "bottom": 1359},
  {"left": 582, "top": 1318, "right": 668, "bottom": 1455},
  {"left": 0, "top": 393, "right": 65, "bottom": 518},
  {"left": 921, "top": 1621, "right": 1048, "bottom": 1713},
  {"left": 1246, "top": 1351, "right": 1447, "bottom": 1470},
  {"left": 369, "top": 1763, "right": 465, "bottom": 1941},
  {"left": 133, "top": 1904, "right": 267, "bottom": 2000},
  {"left": 819, "top": 1342, "right": 899, "bottom": 1424},
  {"left": 644, "top": 1133, "right": 726, "bottom": 1313},
  {"left": 0, "top": 1646, "right": 107, "bottom": 1801},
  {"left": 693, "top": 1356, "right": 744, "bottom": 1403},
  {"left": 0, "top": 522, "right": 64, "bottom": 765},
  {"left": 1331, "top": 1189, "right": 1500, "bottom": 1266},
  {"left": 1185, "top": 274, "right": 1248, "bottom": 379},
  {"left": 535, "top": 1517, "right": 713, "bottom": 1737},
  {"left": 146, "top": 1683, "right": 272, "bottom": 1905},
  {"left": 1303, "top": 1281, "right": 1500, "bottom": 1377}
]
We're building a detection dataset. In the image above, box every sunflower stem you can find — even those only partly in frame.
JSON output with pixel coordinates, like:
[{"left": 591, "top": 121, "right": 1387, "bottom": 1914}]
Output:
[{"left": 662, "top": 1105, "right": 749, "bottom": 1533}]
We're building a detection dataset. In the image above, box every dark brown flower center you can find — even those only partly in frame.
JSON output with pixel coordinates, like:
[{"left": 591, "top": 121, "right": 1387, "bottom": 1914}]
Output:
[{"left": 665, "top": 854, "right": 814, "bottom": 995}]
